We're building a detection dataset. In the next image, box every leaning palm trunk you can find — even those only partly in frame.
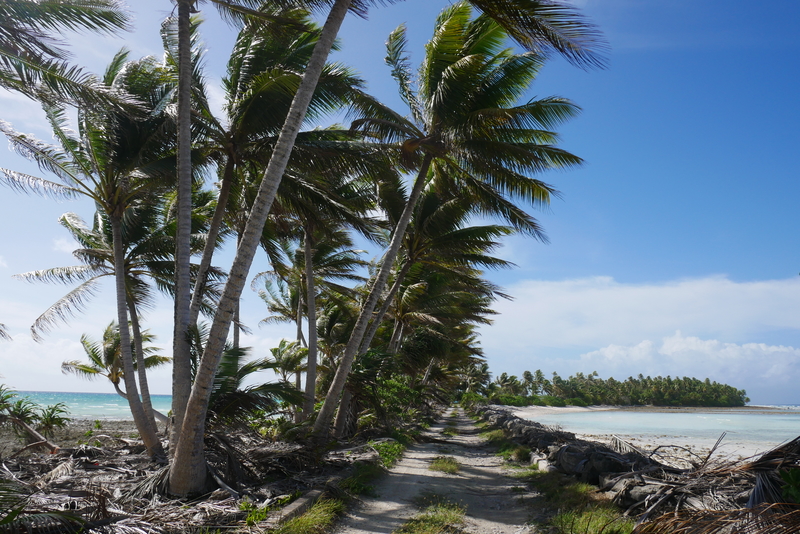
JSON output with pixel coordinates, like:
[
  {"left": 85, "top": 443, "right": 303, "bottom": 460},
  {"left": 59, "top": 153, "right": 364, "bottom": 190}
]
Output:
[
  {"left": 358, "top": 259, "right": 412, "bottom": 355},
  {"left": 128, "top": 298, "right": 159, "bottom": 430},
  {"left": 294, "top": 292, "right": 304, "bottom": 422},
  {"left": 312, "top": 154, "right": 433, "bottom": 439},
  {"left": 188, "top": 157, "right": 236, "bottom": 328},
  {"left": 302, "top": 230, "right": 318, "bottom": 419},
  {"left": 168, "top": 0, "right": 353, "bottom": 497},
  {"left": 110, "top": 215, "right": 164, "bottom": 458},
  {"left": 170, "top": 0, "right": 194, "bottom": 455}
]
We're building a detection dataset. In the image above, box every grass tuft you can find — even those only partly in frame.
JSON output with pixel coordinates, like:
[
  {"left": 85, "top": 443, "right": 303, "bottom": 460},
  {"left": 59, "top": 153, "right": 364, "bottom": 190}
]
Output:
[
  {"left": 340, "top": 462, "right": 384, "bottom": 496},
  {"left": 429, "top": 456, "right": 459, "bottom": 474},
  {"left": 512, "top": 468, "right": 634, "bottom": 534},
  {"left": 395, "top": 496, "right": 466, "bottom": 534},
  {"left": 275, "top": 499, "right": 345, "bottom": 534}
]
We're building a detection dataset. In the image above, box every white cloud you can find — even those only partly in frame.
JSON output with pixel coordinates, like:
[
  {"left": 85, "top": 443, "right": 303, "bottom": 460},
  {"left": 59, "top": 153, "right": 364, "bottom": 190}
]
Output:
[
  {"left": 484, "top": 275, "right": 800, "bottom": 351},
  {"left": 480, "top": 276, "right": 800, "bottom": 403},
  {"left": 0, "top": 256, "right": 7, "bottom": 268},
  {"left": 578, "top": 333, "right": 800, "bottom": 404},
  {"left": 52, "top": 238, "right": 76, "bottom": 254}
]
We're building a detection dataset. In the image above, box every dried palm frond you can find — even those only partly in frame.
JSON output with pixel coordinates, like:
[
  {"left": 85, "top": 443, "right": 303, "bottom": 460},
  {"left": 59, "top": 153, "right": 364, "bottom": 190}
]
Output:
[
  {"left": 35, "top": 459, "right": 74, "bottom": 487},
  {"left": 635, "top": 503, "right": 800, "bottom": 534}
]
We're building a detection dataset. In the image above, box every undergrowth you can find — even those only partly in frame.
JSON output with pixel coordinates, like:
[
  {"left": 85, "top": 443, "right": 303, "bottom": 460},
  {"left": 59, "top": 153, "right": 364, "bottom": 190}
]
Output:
[
  {"left": 479, "top": 428, "right": 530, "bottom": 462},
  {"left": 396, "top": 494, "right": 466, "bottom": 534},
  {"left": 274, "top": 499, "right": 345, "bottom": 534},
  {"left": 512, "top": 467, "right": 634, "bottom": 534},
  {"left": 370, "top": 439, "right": 406, "bottom": 467},
  {"left": 339, "top": 462, "right": 383, "bottom": 496},
  {"left": 429, "top": 456, "right": 459, "bottom": 474}
]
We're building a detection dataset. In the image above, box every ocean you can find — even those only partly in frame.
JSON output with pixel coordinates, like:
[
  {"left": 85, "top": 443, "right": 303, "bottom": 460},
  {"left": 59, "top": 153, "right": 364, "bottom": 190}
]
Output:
[
  {"left": 15, "top": 391, "right": 172, "bottom": 420},
  {"left": 511, "top": 405, "right": 800, "bottom": 458}
]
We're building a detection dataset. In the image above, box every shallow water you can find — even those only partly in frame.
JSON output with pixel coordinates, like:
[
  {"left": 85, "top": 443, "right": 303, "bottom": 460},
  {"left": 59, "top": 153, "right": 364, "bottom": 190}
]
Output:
[
  {"left": 513, "top": 406, "right": 800, "bottom": 457},
  {"left": 16, "top": 391, "right": 172, "bottom": 420}
]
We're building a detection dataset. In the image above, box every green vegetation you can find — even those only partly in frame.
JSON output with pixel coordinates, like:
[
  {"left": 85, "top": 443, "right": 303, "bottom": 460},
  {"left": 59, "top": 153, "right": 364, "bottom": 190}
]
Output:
[
  {"left": 371, "top": 439, "right": 406, "bottom": 468},
  {"left": 339, "top": 462, "right": 384, "bottom": 496},
  {"left": 275, "top": 499, "right": 346, "bottom": 534},
  {"left": 512, "top": 468, "right": 633, "bottom": 534},
  {"left": 0, "top": 0, "right": 607, "bottom": 503},
  {"left": 395, "top": 497, "right": 466, "bottom": 534},
  {"left": 429, "top": 456, "right": 459, "bottom": 474},
  {"left": 460, "top": 369, "right": 748, "bottom": 408}
]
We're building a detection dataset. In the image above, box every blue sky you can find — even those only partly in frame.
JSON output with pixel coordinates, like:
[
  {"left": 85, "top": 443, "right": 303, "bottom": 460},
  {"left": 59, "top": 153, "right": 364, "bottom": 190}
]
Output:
[{"left": 0, "top": 0, "right": 798, "bottom": 403}]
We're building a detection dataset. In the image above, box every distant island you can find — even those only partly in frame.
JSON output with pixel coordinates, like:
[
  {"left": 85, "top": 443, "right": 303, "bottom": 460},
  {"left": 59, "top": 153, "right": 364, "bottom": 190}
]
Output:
[{"left": 459, "top": 369, "right": 749, "bottom": 408}]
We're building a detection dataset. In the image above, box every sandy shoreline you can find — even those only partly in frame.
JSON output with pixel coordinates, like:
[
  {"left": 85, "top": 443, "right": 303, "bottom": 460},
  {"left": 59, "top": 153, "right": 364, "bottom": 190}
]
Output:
[
  {"left": 509, "top": 405, "right": 790, "bottom": 461},
  {"left": 0, "top": 419, "right": 141, "bottom": 457}
]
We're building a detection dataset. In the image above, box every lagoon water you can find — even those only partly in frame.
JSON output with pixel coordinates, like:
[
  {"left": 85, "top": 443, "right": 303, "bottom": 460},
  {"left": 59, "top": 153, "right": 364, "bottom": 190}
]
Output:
[
  {"left": 512, "top": 405, "right": 800, "bottom": 457},
  {"left": 13, "top": 391, "right": 800, "bottom": 457},
  {"left": 16, "top": 391, "right": 172, "bottom": 420}
]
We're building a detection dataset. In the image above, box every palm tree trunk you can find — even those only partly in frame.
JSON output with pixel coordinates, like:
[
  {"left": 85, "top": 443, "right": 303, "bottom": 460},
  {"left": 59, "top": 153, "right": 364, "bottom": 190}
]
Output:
[
  {"left": 170, "top": 0, "right": 194, "bottom": 456},
  {"left": 302, "top": 229, "right": 318, "bottom": 419},
  {"left": 168, "top": 0, "right": 353, "bottom": 497},
  {"left": 188, "top": 156, "right": 235, "bottom": 328},
  {"left": 128, "top": 297, "right": 157, "bottom": 430},
  {"left": 388, "top": 321, "right": 404, "bottom": 354},
  {"left": 110, "top": 214, "right": 164, "bottom": 458},
  {"left": 332, "top": 387, "right": 351, "bottom": 438},
  {"left": 358, "top": 259, "right": 411, "bottom": 355},
  {"left": 111, "top": 381, "right": 169, "bottom": 425},
  {"left": 312, "top": 153, "right": 434, "bottom": 440},
  {"left": 293, "top": 282, "right": 304, "bottom": 423}
]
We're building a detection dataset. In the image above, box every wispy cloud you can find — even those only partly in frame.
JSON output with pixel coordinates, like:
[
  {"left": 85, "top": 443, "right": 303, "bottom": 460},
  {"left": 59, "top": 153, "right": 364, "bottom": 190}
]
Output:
[
  {"left": 0, "top": 256, "right": 7, "bottom": 268},
  {"left": 53, "top": 238, "right": 75, "bottom": 254}
]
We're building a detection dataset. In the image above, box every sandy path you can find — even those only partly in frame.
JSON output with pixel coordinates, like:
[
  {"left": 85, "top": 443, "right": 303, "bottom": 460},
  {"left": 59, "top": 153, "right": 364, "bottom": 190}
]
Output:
[{"left": 332, "top": 408, "right": 535, "bottom": 534}]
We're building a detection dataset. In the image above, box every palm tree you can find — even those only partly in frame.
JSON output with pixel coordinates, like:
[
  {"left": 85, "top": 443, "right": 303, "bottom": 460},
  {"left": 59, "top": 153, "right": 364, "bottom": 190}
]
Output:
[
  {"left": 313, "top": 2, "right": 585, "bottom": 437},
  {"left": 62, "top": 321, "right": 171, "bottom": 424},
  {"left": 255, "top": 226, "right": 369, "bottom": 417},
  {"left": 0, "top": 51, "right": 179, "bottom": 457},
  {"left": 170, "top": 0, "right": 605, "bottom": 495},
  {"left": 0, "top": 0, "right": 131, "bottom": 107},
  {"left": 358, "top": 190, "right": 514, "bottom": 354}
]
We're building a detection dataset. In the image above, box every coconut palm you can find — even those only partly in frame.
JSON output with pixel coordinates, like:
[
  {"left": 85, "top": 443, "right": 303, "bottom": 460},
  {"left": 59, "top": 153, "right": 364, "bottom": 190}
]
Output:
[
  {"left": 358, "top": 189, "right": 514, "bottom": 355},
  {"left": 0, "top": 0, "right": 131, "bottom": 107},
  {"left": 0, "top": 51, "right": 180, "bottom": 457},
  {"left": 313, "top": 2, "right": 585, "bottom": 437},
  {"left": 62, "top": 321, "right": 171, "bottom": 424},
  {"left": 171, "top": 0, "right": 605, "bottom": 495},
  {"left": 255, "top": 225, "right": 369, "bottom": 416}
]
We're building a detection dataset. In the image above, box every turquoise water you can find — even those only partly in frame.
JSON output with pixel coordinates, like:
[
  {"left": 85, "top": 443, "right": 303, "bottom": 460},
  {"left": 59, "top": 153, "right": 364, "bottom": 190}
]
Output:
[
  {"left": 513, "top": 406, "right": 800, "bottom": 455},
  {"left": 16, "top": 391, "right": 172, "bottom": 420}
]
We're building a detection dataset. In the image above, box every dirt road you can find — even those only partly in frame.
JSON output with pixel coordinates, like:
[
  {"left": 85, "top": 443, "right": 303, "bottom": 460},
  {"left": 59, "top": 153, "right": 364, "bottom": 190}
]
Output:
[{"left": 331, "top": 407, "right": 537, "bottom": 533}]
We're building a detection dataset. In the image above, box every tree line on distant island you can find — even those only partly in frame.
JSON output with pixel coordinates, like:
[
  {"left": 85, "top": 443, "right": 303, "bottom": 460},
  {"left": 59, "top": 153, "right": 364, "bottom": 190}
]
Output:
[{"left": 458, "top": 366, "right": 749, "bottom": 408}]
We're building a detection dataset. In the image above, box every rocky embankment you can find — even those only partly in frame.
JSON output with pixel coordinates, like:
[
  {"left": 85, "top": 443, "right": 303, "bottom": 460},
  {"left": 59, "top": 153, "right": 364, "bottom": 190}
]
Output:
[{"left": 473, "top": 405, "right": 772, "bottom": 522}]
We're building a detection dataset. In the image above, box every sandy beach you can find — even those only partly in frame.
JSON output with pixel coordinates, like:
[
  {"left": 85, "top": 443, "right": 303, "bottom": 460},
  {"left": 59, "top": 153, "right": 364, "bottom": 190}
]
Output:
[
  {"left": 0, "top": 419, "right": 141, "bottom": 457},
  {"left": 509, "top": 404, "right": 792, "bottom": 461}
]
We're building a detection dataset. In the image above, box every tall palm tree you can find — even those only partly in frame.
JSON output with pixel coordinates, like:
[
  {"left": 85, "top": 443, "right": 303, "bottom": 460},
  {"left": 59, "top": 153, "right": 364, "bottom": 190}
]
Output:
[
  {"left": 255, "top": 226, "right": 368, "bottom": 417},
  {"left": 313, "top": 2, "right": 585, "bottom": 437},
  {"left": 0, "top": 51, "right": 178, "bottom": 458},
  {"left": 0, "top": 0, "right": 131, "bottom": 107},
  {"left": 170, "top": 0, "right": 605, "bottom": 495}
]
